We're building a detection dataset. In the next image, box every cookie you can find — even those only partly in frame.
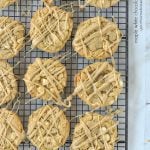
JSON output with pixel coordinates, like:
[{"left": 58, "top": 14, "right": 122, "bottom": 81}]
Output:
[
  {"left": 30, "top": 6, "right": 73, "bottom": 53},
  {"left": 42, "top": 0, "right": 53, "bottom": 6},
  {"left": 74, "top": 62, "right": 123, "bottom": 108},
  {"left": 86, "top": 0, "right": 119, "bottom": 8},
  {"left": 0, "top": 61, "right": 17, "bottom": 106},
  {"left": 27, "top": 105, "right": 70, "bottom": 150},
  {"left": 0, "top": 17, "right": 25, "bottom": 59},
  {"left": 71, "top": 112, "right": 118, "bottom": 150},
  {"left": 73, "top": 17, "right": 122, "bottom": 59},
  {"left": 24, "top": 58, "right": 67, "bottom": 105},
  {"left": 0, "top": 0, "right": 15, "bottom": 9},
  {"left": 0, "top": 108, "right": 25, "bottom": 150}
]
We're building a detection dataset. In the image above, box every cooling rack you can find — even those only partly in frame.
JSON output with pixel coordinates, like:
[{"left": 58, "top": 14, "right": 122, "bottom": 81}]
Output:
[{"left": 0, "top": 0, "right": 128, "bottom": 149}]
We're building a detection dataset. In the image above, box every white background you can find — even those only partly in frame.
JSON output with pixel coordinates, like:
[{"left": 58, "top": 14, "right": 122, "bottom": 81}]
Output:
[{"left": 128, "top": 0, "right": 150, "bottom": 149}]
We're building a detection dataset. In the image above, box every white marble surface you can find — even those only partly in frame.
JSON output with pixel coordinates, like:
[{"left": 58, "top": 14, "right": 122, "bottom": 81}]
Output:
[{"left": 128, "top": 0, "right": 150, "bottom": 149}]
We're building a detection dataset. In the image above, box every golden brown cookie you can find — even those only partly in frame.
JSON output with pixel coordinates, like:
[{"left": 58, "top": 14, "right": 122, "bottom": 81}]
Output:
[
  {"left": 73, "top": 17, "right": 122, "bottom": 60},
  {"left": 30, "top": 6, "right": 73, "bottom": 53},
  {"left": 71, "top": 112, "right": 118, "bottom": 150},
  {"left": 0, "top": 17, "right": 25, "bottom": 59},
  {"left": 86, "top": 0, "right": 120, "bottom": 8},
  {"left": 24, "top": 58, "right": 67, "bottom": 105},
  {"left": 0, "top": 0, "right": 16, "bottom": 9},
  {"left": 27, "top": 105, "right": 70, "bottom": 150},
  {"left": 0, "top": 61, "right": 17, "bottom": 106},
  {"left": 0, "top": 108, "right": 25, "bottom": 150},
  {"left": 74, "top": 62, "right": 123, "bottom": 108}
]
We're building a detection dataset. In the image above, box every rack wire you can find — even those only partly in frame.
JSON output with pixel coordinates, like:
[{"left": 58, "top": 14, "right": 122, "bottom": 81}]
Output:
[{"left": 0, "top": 0, "right": 128, "bottom": 149}]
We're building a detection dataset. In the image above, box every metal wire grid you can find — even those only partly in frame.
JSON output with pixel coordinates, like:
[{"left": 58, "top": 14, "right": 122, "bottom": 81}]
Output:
[{"left": 0, "top": 0, "right": 128, "bottom": 149}]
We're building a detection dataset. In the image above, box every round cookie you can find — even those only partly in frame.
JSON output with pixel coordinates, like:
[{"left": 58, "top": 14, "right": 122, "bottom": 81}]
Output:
[
  {"left": 0, "top": 17, "right": 25, "bottom": 59},
  {"left": 71, "top": 112, "right": 118, "bottom": 150},
  {"left": 86, "top": 0, "right": 120, "bottom": 8},
  {"left": 74, "top": 62, "right": 123, "bottom": 108},
  {"left": 0, "top": 61, "right": 17, "bottom": 106},
  {"left": 27, "top": 105, "right": 70, "bottom": 150},
  {"left": 24, "top": 58, "right": 67, "bottom": 105},
  {"left": 0, "top": 0, "right": 16, "bottom": 9},
  {"left": 73, "top": 17, "right": 122, "bottom": 60},
  {"left": 30, "top": 6, "right": 73, "bottom": 53},
  {"left": 0, "top": 108, "right": 25, "bottom": 150}
]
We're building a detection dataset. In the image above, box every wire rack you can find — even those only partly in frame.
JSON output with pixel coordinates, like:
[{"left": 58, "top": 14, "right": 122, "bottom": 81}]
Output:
[{"left": 0, "top": 0, "right": 128, "bottom": 149}]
